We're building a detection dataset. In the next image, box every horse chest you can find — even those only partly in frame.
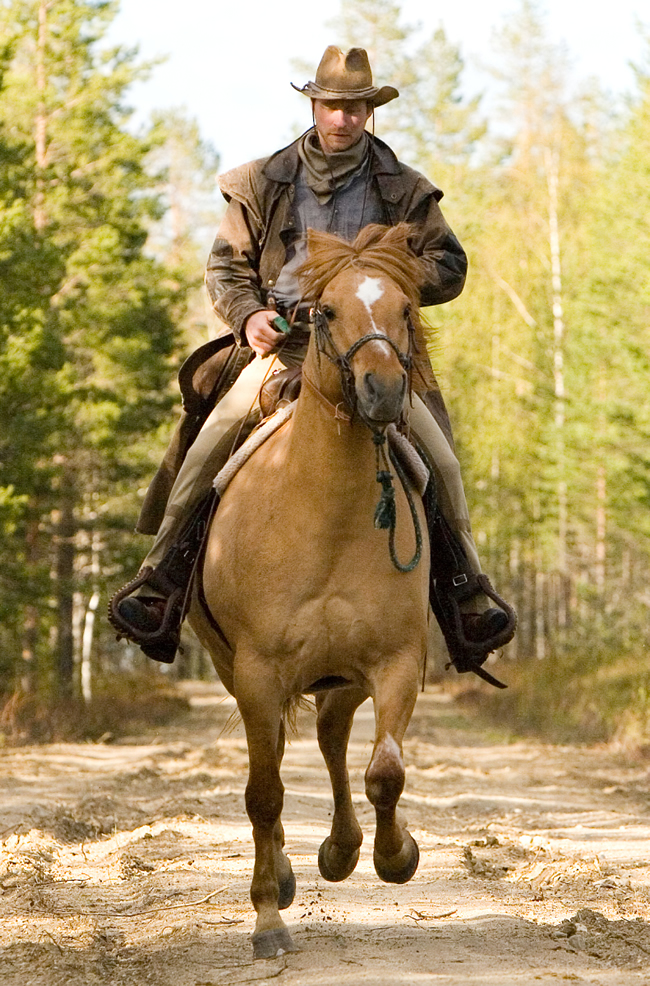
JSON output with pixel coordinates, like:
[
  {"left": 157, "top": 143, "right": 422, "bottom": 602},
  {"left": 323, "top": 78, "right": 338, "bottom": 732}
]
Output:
[{"left": 266, "top": 585, "right": 426, "bottom": 669}]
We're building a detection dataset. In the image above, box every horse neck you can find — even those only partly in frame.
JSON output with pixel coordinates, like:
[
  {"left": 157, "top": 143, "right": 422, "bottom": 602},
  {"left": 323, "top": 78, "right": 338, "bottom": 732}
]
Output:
[{"left": 289, "top": 346, "right": 378, "bottom": 484}]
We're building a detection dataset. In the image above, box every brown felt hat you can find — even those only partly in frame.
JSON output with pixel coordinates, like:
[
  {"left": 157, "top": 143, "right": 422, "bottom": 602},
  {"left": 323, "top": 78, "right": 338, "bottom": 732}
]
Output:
[{"left": 292, "top": 46, "right": 399, "bottom": 108}]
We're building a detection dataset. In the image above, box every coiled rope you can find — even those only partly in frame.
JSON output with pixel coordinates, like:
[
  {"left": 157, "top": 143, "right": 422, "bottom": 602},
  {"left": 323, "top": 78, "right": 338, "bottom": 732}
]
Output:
[{"left": 372, "top": 432, "right": 423, "bottom": 573}]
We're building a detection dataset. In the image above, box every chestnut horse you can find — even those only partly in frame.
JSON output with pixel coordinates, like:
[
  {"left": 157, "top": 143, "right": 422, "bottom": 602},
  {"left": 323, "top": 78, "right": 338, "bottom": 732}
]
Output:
[{"left": 189, "top": 224, "right": 430, "bottom": 958}]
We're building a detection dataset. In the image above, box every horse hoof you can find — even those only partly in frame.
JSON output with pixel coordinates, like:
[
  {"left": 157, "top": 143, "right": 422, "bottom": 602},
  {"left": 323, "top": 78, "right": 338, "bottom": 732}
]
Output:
[
  {"left": 252, "top": 927, "right": 297, "bottom": 960},
  {"left": 278, "top": 867, "right": 296, "bottom": 910},
  {"left": 374, "top": 831, "right": 419, "bottom": 884},
  {"left": 318, "top": 836, "right": 360, "bottom": 882}
]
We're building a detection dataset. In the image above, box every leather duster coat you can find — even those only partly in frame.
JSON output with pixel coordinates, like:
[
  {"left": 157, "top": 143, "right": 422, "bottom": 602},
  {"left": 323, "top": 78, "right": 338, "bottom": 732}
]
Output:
[{"left": 205, "top": 132, "right": 468, "bottom": 344}]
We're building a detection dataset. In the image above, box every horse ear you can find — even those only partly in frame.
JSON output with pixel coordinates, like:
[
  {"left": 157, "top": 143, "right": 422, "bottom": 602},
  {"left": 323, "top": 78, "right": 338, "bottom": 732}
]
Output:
[{"left": 304, "top": 227, "right": 324, "bottom": 258}]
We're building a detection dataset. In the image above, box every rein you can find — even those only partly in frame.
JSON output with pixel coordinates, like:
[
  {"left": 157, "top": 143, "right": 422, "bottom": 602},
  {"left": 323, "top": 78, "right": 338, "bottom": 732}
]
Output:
[
  {"left": 311, "top": 302, "right": 423, "bottom": 573},
  {"left": 373, "top": 432, "right": 423, "bottom": 573}
]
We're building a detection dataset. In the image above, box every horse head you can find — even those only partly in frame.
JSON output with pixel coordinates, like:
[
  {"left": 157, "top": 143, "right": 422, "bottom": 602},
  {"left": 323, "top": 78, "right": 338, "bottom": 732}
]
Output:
[{"left": 299, "top": 223, "right": 425, "bottom": 428}]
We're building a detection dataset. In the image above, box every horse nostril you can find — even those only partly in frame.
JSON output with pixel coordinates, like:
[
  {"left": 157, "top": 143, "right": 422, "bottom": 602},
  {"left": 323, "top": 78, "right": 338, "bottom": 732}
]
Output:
[
  {"left": 361, "top": 371, "right": 407, "bottom": 422},
  {"left": 364, "top": 372, "right": 379, "bottom": 399}
]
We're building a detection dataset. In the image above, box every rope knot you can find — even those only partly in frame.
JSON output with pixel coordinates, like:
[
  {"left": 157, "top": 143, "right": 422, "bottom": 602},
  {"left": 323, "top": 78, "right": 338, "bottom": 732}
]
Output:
[{"left": 374, "top": 470, "right": 396, "bottom": 530}]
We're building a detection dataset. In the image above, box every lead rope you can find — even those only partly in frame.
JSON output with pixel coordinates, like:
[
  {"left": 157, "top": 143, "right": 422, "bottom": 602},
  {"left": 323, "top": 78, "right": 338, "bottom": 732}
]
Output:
[{"left": 372, "top": 432, "right": 423, "bottom": 573}]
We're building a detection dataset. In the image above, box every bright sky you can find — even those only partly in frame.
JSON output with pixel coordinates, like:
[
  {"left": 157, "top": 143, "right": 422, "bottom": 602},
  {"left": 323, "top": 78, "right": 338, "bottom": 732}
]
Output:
[{"left": 109, "top": 0, "right": 645, "bottom": 173}]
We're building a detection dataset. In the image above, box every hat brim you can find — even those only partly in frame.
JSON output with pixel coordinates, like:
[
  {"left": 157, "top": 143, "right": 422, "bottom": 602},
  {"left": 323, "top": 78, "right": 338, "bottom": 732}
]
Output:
[{"left": 291, "top": 81, "right": 399, "bottom": 108}]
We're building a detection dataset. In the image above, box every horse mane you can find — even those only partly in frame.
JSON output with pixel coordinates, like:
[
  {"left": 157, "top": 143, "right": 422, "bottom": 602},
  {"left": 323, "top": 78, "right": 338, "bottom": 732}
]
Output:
[{"left": 297, "top": 223, "right": 425, "bottom": 309}]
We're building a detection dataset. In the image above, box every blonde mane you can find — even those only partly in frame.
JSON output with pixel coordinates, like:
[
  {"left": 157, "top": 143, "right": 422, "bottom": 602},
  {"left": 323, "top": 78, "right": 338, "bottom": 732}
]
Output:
[{"left": 298, "top": 223, "right": 425, "bottom": 310}]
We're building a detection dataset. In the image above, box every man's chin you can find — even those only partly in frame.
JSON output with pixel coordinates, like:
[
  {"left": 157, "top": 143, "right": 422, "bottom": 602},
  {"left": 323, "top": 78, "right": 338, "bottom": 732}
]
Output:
[{"left": 326, "top": 135, "right": 354, "bottom": 151}]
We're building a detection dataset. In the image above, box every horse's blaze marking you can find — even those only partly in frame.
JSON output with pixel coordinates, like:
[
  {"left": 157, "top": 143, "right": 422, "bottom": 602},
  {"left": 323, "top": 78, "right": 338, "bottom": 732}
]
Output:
[
  {"left": 356, "top": 275, "right": 384, "bottom": 310},
  {"left": 355, "top": 276, "right": 391, "bottom": 356}
]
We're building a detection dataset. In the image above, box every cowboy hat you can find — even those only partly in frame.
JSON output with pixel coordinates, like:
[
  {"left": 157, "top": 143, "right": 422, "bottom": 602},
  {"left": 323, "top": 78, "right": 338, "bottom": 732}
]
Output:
[{"left": 292, "top": 46, "right": 399, "bottom": 107}]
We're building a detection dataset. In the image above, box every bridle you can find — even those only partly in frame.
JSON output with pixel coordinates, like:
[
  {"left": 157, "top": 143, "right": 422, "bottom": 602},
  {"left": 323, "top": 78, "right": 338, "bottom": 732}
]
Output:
[
  {"left": 311, "top": 300, "right": 416, "bottom": 426},
  {"left": 309, "top": 294, "right": 424, "bottom": 574}
]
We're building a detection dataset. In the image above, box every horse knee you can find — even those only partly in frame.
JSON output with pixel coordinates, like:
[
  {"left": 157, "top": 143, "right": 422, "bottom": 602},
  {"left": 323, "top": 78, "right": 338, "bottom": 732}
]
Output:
[
  {"left": 365, "top": 734, "right": 405, "bottom": 809},
  {"left": 246, "top": 776, "right": 283, "bottom": 830}
]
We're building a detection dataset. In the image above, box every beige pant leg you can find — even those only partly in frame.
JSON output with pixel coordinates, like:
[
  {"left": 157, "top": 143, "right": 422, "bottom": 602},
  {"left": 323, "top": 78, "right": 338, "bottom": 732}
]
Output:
[
  {"left": 142, "top": 355, "right": 278, "bottom": 570},
  {"left": 407, "top": 394, "right": 482, "bottom": 577}
]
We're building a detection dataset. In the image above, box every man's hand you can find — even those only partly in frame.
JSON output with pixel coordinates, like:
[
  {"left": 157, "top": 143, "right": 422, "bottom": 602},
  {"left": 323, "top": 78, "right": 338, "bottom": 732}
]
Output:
[{"left": 244, "top": 310, "right": 285, "bottom": 356}]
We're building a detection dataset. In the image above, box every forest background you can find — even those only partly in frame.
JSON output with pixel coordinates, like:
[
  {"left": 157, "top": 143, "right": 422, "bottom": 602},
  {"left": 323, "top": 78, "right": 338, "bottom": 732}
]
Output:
[{"left": 1, "top": 0, "right": 649, "bottom": 745}]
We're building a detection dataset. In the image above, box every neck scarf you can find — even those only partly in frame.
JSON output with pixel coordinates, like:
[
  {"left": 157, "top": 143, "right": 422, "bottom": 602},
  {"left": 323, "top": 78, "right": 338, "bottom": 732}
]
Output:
[{"left": 298, "top": 129, "right": 370, "bottom": 204}]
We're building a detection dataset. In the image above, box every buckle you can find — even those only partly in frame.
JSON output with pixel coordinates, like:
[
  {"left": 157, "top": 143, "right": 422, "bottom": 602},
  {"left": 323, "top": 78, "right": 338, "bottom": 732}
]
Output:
[
  {"left": 292, "top": 305, "right": 314, "bottom": 324},
  {"left": 452, "top": 573, "right": 469, "bottom": 587}
]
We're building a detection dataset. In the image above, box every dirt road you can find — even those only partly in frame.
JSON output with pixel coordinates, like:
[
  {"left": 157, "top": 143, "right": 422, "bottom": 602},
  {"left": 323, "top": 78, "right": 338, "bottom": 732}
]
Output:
[{"left": 2, "top": 680, "right": 650, "bottom": 986}]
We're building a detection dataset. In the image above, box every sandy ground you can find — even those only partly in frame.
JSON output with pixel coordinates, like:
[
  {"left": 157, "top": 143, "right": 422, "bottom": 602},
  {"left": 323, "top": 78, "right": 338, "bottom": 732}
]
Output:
[{"left": 2, "top": 680, "right": 650, "bottom": 985}]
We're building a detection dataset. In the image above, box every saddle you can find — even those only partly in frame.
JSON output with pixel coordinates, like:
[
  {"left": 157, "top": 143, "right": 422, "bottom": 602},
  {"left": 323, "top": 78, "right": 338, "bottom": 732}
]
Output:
[{"left": 259, "top": 366, "right": 303, "bottom": 417}]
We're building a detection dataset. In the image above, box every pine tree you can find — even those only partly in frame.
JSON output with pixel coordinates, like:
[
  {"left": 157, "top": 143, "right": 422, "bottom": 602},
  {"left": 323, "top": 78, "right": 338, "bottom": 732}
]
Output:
[
  {"left": 0, "top": 0, "right": 188, "bottom": 697},
  {"left": 334, "top": 0, "right": 486, "bottom": 183}
]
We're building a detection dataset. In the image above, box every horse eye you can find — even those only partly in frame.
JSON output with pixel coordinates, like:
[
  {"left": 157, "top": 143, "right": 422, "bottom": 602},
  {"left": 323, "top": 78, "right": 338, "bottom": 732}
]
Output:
[
  {"left": 322, "top": 306, "right": 336, "bottom": 321},
  {"left": 403, "top": 305, "right": 411, "bottom": 320}
]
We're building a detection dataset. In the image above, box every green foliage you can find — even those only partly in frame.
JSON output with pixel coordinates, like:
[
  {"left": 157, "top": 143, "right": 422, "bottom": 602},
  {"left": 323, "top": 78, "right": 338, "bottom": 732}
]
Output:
[
  {"left": 0, "top": 0, "right": 196, "bottom": 693},
  {"left": 337, "top": 0, "right": 650, "bottom": 743}
]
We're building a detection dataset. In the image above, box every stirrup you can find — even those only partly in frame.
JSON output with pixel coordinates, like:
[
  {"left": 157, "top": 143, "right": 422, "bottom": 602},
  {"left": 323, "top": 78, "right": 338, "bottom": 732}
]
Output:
[
  {"left": 108, "top": 566, "right": 183, "bottom": 664},
  {"left": 434, "top": 573, "right": 517, "bottom": 689}
]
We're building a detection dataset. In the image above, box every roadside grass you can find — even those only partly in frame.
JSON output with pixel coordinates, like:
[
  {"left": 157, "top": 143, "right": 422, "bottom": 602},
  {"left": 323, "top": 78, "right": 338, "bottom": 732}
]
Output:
[
  {"left": 470, "top": 645, "right": 650, "bottom": 750},
  {"left": 0, "top": 672, "right": 190, "bottom": 745}
]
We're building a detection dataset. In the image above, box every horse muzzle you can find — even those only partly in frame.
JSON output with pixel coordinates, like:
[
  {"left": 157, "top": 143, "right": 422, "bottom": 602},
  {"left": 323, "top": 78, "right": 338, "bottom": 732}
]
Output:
[{"left": 357, "top": 370, "right": 407, "bottom": 425}]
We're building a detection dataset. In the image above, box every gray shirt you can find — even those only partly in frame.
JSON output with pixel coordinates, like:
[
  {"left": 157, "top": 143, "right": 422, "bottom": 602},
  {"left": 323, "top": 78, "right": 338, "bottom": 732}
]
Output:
[{"left": 273, "top": 158, "right": 387, "bottom": 310}]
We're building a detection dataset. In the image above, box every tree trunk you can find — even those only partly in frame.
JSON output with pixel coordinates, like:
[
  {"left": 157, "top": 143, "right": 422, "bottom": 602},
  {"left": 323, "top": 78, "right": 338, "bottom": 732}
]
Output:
[
  {"left": 546, "top": 147, "right": 567, "bottom": 591},
  {"left": 20, "top": 514, "right": 41, "bottom": 693},
  {"left": 34, "top": 0, "right": 50, "bottom": 231},
  {"left": 55, "top": 464, "right": 76, "bottom": 698},
  {"left": 80, "top": 530, "right": 101, "bottom": 704}
]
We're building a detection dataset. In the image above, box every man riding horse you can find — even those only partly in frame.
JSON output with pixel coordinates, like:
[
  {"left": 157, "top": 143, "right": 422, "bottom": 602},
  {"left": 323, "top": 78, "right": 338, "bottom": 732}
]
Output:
[{"left": 110, "top": 46, "right": 516, "bottom": 679}]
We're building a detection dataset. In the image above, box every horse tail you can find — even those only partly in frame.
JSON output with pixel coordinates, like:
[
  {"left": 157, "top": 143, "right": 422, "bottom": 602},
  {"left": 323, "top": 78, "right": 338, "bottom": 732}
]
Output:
[
  {"left": 216, "top": 694, "right": 313, "bottom": 741},
  {"left": 283, "top": 695, "right": 313, "bottom": 738}
]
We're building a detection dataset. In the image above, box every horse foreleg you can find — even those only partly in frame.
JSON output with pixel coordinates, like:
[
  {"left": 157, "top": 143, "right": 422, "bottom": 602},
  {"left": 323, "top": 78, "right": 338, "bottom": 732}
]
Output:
[
  {"left": 236, "top": 675, "right": 297, "bottom": 959},
  {"left": 316, "top": 686, "right": 367, "bottom": 882},
  {"left": 365, "top": 661, "right": 420, "bottom": 884},
  {"left": 273, "top": 721, "right": 296, "bottom": 909}
]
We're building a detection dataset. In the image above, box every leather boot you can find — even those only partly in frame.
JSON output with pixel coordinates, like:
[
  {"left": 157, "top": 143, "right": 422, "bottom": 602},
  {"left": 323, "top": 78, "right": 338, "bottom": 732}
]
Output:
[
  {"left": 108, "top": 492, "right": 218, "bottom": 663},
  {"left": 422, "top": 477, "right": 517, "bottom": 687}
]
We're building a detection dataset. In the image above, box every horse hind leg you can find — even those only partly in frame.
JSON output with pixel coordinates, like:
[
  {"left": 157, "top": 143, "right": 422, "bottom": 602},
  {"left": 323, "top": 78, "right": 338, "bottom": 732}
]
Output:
[
  {"left": 316, "top": 686, "right": 367, "bottom": 882},
  {"left": 365, "top": 664, "right": 420, "bottom": 884}
]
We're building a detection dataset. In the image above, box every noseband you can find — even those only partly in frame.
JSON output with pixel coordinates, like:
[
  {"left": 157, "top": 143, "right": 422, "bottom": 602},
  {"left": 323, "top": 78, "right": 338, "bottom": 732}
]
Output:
[{"left": 312, "top": 304, "right": 415, "bottom": 424}]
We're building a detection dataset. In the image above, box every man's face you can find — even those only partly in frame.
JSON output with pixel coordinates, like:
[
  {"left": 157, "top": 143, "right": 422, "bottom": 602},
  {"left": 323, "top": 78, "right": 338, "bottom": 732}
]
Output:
[{"left": 313, "top": 99, "right": 373, "bottom": 154}]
